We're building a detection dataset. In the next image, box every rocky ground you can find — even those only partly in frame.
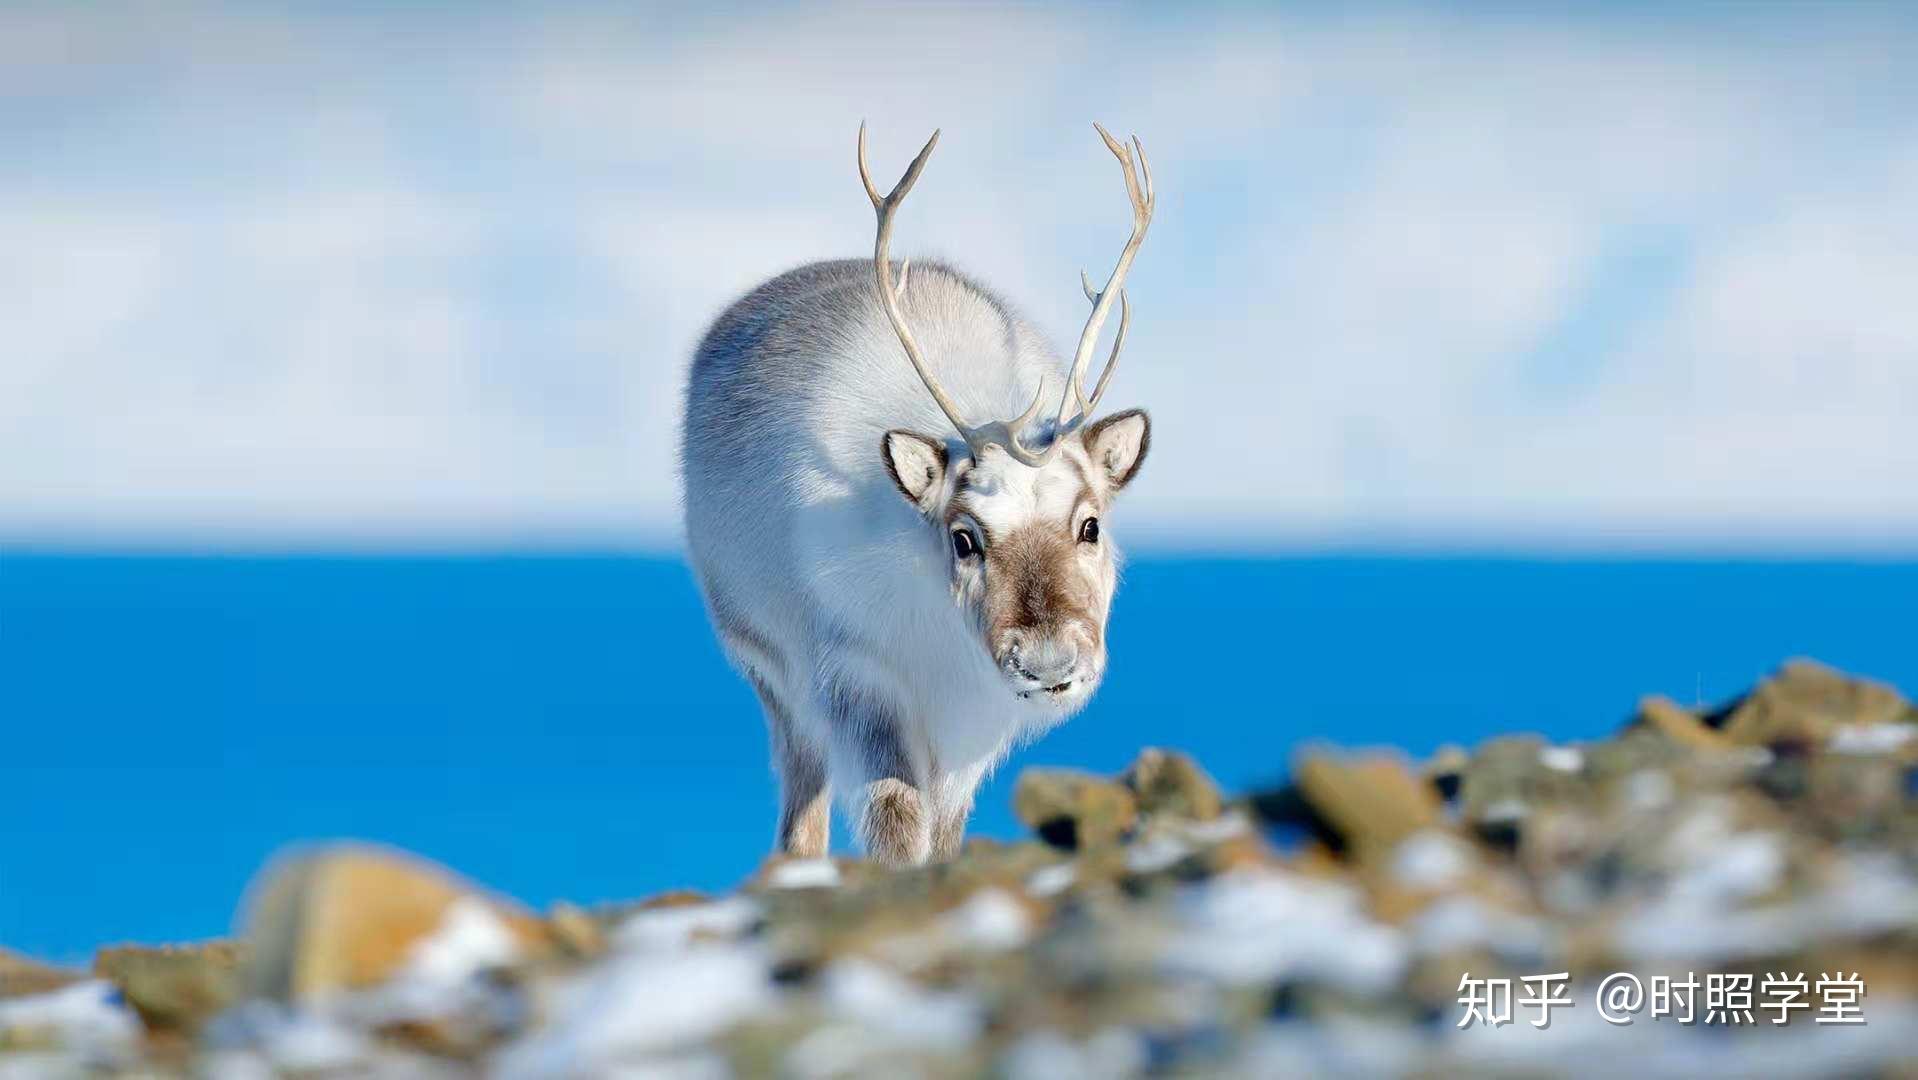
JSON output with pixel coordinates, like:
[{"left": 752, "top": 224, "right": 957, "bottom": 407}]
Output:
[{"left": 4, "top": 659, "right": 1916, "bottom": 1078}]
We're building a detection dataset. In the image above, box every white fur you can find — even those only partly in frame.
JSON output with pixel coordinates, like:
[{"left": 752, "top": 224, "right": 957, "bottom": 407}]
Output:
[{"left": 682, "top": 260, "right": 1139, "bottom": 855}]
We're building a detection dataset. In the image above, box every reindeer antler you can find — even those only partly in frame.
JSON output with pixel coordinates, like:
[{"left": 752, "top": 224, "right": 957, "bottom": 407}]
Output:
[
  {"left": 859, "top": 123, "right": 1054, "bottom": 466},
  {"left": 858, "top": 122, "right": 1153, "bottom": 466},
  {"left": 1061, "top": 124, "right": 1153, "bottom": 428}
]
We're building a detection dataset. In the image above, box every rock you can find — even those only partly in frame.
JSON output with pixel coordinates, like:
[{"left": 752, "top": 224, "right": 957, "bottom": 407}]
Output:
[
  {"left": 1014, "top": 769, "right": 1137, "bottom": 850},
  {"left": 0, "top": 950, "right": 81, "bottom": 1001},
  {"left": 1632, "top": 694, "right": 1727, "bottom": 749},
  {"left": 1714, "top": 658, "right": 1912, "bottom": 748},
  {"left": 545, "top": 902, "right": 606, "bottom": 960},
  {"left": 94, "top": 941, "right": 247, "bottom": 1035},
  {"left": 238, "top": 844, "right": 547, "bottom": 1002},
  {"left": 1291, "top": 751, "right": 1441, "bottom": 860},
  {"left": 1121, "top": 748, "right": 1224, "bottom": 821},
  {"left": 1457, "top": 735, "right": 1588, "bottom": 836}
]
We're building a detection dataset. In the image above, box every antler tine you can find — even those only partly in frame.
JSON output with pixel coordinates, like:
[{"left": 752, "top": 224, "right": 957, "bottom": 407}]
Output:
[
  {"left": 1059, "top": 124, "right": 1155, "bottom": 428},
  {"left": 859, "top": 122, "right": 989, "bottom": 454},
  {"left": 858, "top": 121, "right": 939, "bottom": 210},
  {"left": 1134, "top": 134, "right": 1155, "bottom": 209},
  {"left": 1083, "top": 289, "right": 1128, "bottom": 415}
]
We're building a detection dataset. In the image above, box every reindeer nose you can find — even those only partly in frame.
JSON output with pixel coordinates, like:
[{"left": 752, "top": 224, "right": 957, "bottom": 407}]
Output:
[{"left": 1004, "top": 635, "right": 1079, "bottom": 691}]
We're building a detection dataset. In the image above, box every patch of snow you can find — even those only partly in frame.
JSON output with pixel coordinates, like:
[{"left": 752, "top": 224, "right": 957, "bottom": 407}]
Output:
[
  {"left": 1830, "top": 722, "right": 1916, "bottom": 754},
  {"left": 1610, "top": 842, "right": 1918, "bottom": 964},
  {"left": 492, "top": 944, "right": 774, "bottom": 1078},
  {"left": 1001, "top": 1026, "right": 1147, "bottom": 1080},
  {"left": 1125, "top": 832, "right": 1192, "bottom": 873},
  {"left": 1623, "top": 770, "right": 1674, "bottom": 809},
  {"left": 784, "top": 1023, "right": 886, "bottom": 1080},
  {"left": 615, "top": 896, "right": 760, "bottom": 953},
  {"left": 266, "top": 1014, "right": 374, "bottom": 1073},
  {"left": 820, "top": 958, "right": 980, "bottom": 1048},
  {"left": 405, "top": 896, "right": 521, "bottom": 985},
  {"left": 316, "top": 897, "right": 529, "bottom": 1027},
  {"left": 1661, "top": 798, "right": 1735, "bottom": 864},
  {"left": 0, "top": 980, "right": 139, "bottom": 1053},
  {"left": 1166, "top": 869, "right": 1406, "bottom": 994},
  {"left": 1539, "top": 746, "right": 1584, "bottom": 773},
  {"left": 765, "top": 859, "right": 840, "bottom": 889},
  {"left": 1478, "top": 798, "right": 1528, "bottom": 824},
  {"left": 1669, "top": 831, "right": 1783, "bottom": 905},
  {"left": 943, "top": 888, "right": 1031, "bottom": 951},
  {"left": 597, "top": 1052, "right": 732, "bottom": 1079},
  {"left": 1817, "top": 852, "right": 1918, "bottom": 938},
  {"left": 1183, "top": 811, "right": 1250, "bottom": 844},
  {"left": 1612, "top": 830, "right": 1788, "bottom": 961},
  {"left": 1408, "top": 896, "right": 1548, "bottom": 961},
  {"left": 1391, "top": 830, "right": 1474, "bottom": 890},
  {"left": 1026, "top": 863, "right": 1076, "bottom": 898},
  {"left": 207, "top": 1003, "right": 371, "bottom": 1074},
  {"left": 196, "top": 1050, "right": 278, "bottom": 1080}
]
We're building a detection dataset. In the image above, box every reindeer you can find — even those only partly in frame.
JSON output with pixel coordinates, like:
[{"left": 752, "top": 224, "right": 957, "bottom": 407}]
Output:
[{"left": 681, "top": 123, "right": 1155, "bottom": 865}]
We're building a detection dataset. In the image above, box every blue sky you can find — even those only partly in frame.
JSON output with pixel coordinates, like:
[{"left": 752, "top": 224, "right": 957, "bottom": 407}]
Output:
[{"left": 4, "top": 1, "right": 1916, "bottom": 552}]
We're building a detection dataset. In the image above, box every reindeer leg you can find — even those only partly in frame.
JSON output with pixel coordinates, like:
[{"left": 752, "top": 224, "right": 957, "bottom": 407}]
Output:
[
  {"left": 930, "top": 760, "right": 989, "bottom": 861},
  {"left": 825, "top": 679, "right": 930, "bottom": 867},
  {"left": 749, "top": 673, "right": 830, "bottom": 857}
]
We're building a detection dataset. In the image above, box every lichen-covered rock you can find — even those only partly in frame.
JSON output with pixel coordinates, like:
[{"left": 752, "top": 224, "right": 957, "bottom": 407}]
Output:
[
  {"left": 94, "top": 941, "right": 247, "bottom": 1035},
  {"left": 1013, "top": 768, "right": 1137, "bottom": 850},
  {"left": 1716, "top": 657, "right": 1913, "bottom": 747},
  {"left": 1452, "top": 734, "right": 1599, "bottom": 857},
  {"left": 1121, "top": 747, "right": 1224, "bottom": 821}
]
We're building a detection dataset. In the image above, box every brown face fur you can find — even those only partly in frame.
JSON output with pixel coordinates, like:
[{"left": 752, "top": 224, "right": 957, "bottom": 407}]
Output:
[
  {"left": 884, "top": 410, "right": 1150, "bottom": 709},
  {"left": 963, "top": 498, "right": 1101, "bottom": 663}
]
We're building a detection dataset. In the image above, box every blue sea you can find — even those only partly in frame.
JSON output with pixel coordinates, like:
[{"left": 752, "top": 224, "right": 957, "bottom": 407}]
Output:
[{"left": 4, "top": 552, "right": 1915, "bottom": 963}]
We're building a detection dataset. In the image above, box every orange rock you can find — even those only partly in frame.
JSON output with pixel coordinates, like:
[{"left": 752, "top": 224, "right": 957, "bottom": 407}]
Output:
[
  {"left": 239, "top": 844, "right": 546, "bottom": 1001},
  {"left": 1632, "top": 694, "right": 1727, "bottom": 749}
]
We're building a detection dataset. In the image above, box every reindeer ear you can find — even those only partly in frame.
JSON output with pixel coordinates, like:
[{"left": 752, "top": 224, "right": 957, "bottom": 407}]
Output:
[
  {"left": 1082, "top": 409, "right": 1150, "bottom": 492},
  {"left": 881, "top": 429, "right": 948, "bottom": 509}
]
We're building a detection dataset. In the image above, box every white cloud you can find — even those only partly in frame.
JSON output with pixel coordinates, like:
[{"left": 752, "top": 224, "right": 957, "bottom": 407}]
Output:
[{"left": 3, "top": 3, "right": 1915, "bottom": 550}]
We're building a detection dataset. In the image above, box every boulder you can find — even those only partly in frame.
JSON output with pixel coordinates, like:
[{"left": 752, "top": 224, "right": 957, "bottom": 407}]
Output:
[
  {"left": 1014, "top": 769, "right": 1138, "bottom": 850},
  {"left": 1121, "top": 747, "right": 1224, "bottom": 821},
  {"left": 94, "top": 941, "right": 247, "bottom": 1035},
  {"left": 238, "top": 843, "right": 547, "bottom": 1002},
  {"left": 1291, "top": 751, "right": 1441, "bottom": 860},
  {"left": 1715, "top": 658, "right": 1913, "bottom": 747}
]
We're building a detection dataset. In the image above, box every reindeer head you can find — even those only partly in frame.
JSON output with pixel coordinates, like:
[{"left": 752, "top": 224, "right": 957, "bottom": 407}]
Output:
[{"left": 862, "top": 123, "right": 1155, "bottom": 710}]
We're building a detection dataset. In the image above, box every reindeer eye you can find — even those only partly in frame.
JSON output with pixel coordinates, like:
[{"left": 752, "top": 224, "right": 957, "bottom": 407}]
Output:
[
  {"left": 1079, "top": 517, "right": 1101, "bottom": 544},
  {"left": 952, "top": 528, "right": 980, "bottom": 559}
]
